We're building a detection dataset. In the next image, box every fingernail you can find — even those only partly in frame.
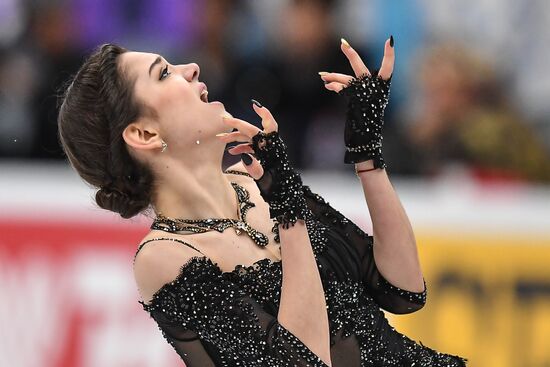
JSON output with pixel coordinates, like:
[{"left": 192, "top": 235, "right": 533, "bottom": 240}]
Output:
[
  {"left": 216, "top": 132, "right": 229, "bottom": 137},
  {"left": 241, "top": 153, "right": 253, "bottom": 165},
  {"left": 390, "top": 35, "right": 394, "bottom": 48},
  {"left": 318, "top": 71, "right": 329, "bottom": 75},
  {"left": 341, "top": 38, "right": 350, "bottom": 48},
  {"left": 323, "top": 81, "right": 329, "bottom": 85},
  {"left": 251, "top": 99, "right": 263, "bottom": 108}
]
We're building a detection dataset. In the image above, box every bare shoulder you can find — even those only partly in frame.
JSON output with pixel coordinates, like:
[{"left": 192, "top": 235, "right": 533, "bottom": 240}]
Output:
[{"left": 133, "top": 237, "right": 207, "bottom": 304}]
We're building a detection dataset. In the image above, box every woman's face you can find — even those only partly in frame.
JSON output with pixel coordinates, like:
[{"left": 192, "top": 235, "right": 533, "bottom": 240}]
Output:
[{"left": 119, "top": 51, "right": 229, "bottom": 153}]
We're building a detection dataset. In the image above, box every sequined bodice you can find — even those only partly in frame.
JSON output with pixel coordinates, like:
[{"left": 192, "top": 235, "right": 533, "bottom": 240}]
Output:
[{"left": 139, "top": 179, "right": 467, "bottom": 366}]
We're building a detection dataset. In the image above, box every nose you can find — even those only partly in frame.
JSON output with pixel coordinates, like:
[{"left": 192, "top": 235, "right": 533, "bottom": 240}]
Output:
[{"left": 178, "top": 63, "right": 200, "bottom": 82}]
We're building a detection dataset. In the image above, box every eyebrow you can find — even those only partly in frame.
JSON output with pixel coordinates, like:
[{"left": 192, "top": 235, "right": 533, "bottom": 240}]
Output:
[{"left": 148, "top": 55, "right": 162, "bottom": 77}]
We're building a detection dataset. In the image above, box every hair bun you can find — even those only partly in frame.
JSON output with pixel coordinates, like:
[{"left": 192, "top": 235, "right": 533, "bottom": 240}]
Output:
[{"left": 96, "top": 185, "right": 143, "bottom": 219}]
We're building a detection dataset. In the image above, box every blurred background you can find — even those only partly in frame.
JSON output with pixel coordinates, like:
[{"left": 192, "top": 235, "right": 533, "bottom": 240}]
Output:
[{"left": 1, "top": 0, "right": 549, "bottom": 366}]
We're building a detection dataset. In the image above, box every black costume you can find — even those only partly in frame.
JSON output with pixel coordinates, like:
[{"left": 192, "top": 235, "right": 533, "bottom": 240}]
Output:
[
  {"left": 135, "top": 73, "right": 468, "bottom": 366},
  {"left": 135, "top": 171, "right": 467, "bottom": 366}
]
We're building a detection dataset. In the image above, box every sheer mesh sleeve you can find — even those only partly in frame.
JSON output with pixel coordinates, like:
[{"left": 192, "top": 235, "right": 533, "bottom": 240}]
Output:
[
  {"left": 140, "top": 256, "right": 330, "bottom": 367},
  {"left": 302, "top": 185, "right": 427, "bottom": 314}
]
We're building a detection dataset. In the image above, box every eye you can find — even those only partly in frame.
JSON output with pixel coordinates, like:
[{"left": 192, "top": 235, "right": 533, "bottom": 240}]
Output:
[{"left": 159, "top": 65, "right": 171, "bottom": 80}]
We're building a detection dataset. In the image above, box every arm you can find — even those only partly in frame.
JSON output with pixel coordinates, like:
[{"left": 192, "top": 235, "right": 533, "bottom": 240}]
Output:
[
  {"left": 220, "top": 105, "right": 333, "bottom": 365},
  {"left": 278, "top": 220, "right": 332, "bottom": 366},
  {"left": 319, "top": 37, "right": 425, "bottom": 308},
  {"left": 301, "top": 185, "right": 426, "bottom": 314},
  {"left": 355, "top": 159, "right": 424, "bottom": 293}
]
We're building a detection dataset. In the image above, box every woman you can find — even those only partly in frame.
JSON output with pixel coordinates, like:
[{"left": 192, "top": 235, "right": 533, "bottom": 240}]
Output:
[{"left": 57, "top": 37, "right": 467, "bottom": 366}]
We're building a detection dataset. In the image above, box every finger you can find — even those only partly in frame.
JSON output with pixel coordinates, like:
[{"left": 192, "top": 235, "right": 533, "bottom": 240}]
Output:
[
  {"left": 378, "top": 36, "right": 395, "bottom": 80},
  {"left": 227, "top": 143, "right": 254, "bottom": 155},
  {"left": 318, "top": 72, "right": 354, "bottom": 85},
  {"left": 240, "top": 153, "right": 264, "bottom": 180},
  {"left": 222, "top": 116, "right": 261, "bottom": 137},
  {"left": 251, "top": 101, "right": 278, "bottom": 133},
  {"left": 340, "top": 38, "right": 370, "bottom": 77},
  {"left": 216, "top": 131, "right": 250, "bottom": 143},
  {"left": 324, "top": 81, "right": 346, "bottom": 93}
]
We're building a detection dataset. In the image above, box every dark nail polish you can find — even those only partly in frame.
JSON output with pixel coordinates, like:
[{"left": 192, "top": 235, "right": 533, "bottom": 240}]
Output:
[
  {"left": 251, "top": 99, "right": 263, "bottom": 108},
  {"left": 390, "top": 35, "right": 394, "bottom": 47},
  {"left": 241, "top": 153, "right": 253, "bottom": 165}
]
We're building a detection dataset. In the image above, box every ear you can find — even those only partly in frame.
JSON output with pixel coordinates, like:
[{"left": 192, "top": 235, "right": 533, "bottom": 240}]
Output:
[{"left": 122, "top": 120, "right": 162, "bottom": 151}]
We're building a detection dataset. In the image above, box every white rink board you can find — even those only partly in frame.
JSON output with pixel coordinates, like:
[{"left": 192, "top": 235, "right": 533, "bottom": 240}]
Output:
[{"left": 1, "top": 160, "right": 549, "bottom": 236}]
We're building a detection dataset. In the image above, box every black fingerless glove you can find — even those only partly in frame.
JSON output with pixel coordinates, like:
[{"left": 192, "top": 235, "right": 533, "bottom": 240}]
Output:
[
  {"left": 250, "top": 130, "right": 311, "bottom": 229},
  {"left": 338, "top": 71, "right": 391, "bottom": 168}
]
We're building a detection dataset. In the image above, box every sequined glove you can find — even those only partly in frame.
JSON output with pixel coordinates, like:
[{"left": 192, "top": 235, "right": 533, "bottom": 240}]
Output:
[
  {"left": 251, "top": 130, "right": 311, "bottom": 229},
  {"left": 338, "top": 71, "right": 391, "bottom": 168}
]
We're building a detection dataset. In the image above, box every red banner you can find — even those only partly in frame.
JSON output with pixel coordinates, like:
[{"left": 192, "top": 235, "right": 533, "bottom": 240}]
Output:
[{"left": 0, "top": 218, "right": 182, "bottom": 366}]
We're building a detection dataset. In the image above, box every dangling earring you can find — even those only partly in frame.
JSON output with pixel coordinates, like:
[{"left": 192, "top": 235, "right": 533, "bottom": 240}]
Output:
[{"left": 161, "top": 140, "right": 168, "bottom": 152}]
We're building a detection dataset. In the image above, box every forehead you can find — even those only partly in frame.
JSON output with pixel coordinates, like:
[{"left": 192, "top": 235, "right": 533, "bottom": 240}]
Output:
[{"left": 119, "top": 51, "right": 159, "bottom": 79}]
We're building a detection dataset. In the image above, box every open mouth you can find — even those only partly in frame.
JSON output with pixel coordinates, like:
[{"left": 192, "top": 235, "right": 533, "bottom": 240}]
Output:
[{"left": 200, "top": 88, "right": 209, "bottom": 103}]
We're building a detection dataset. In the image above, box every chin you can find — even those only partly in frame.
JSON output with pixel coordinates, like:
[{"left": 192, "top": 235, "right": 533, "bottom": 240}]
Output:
[
  {"left": 211, "top": 100, "right": 225, "bottom": 107},
  {"left": 205, "top": 100, "right": 225, "bottom": 110}
]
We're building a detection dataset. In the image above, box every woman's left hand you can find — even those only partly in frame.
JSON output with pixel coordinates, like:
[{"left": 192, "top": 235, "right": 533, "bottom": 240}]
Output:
[
  {"left": 320, "top": 37, "right": 395, "bottom": 167},
  {"left": 319, "top": 37, "right": 394, "bottom": 92}
]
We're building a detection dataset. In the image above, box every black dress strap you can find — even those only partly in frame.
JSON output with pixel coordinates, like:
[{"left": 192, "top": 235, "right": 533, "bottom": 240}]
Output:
[{"left": 134, "top": 237, "right": 206, "bottom": 260}]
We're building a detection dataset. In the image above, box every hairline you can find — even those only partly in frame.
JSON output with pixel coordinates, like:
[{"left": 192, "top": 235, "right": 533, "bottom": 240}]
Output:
[{"left": 117, "top": 51, "right": 159, "bottom": 120}]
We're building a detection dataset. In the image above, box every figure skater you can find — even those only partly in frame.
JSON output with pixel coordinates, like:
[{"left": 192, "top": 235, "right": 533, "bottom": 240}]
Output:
[{"left": 57, "top": 36, "right": 467, "bottom": 366}]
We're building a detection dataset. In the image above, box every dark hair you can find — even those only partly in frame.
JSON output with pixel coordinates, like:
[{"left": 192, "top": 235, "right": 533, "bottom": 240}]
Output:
[{"left": 57, "top": 43, "right": 154, "bottom": 219}]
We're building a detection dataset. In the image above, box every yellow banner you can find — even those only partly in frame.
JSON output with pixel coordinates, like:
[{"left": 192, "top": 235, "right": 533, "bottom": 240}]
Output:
[{"left": 387, "top": 231, "right": 550, "bottom": 367}]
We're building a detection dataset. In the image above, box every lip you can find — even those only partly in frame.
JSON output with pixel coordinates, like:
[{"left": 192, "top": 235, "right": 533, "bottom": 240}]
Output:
[
  {"left": 199, "top": 82, "right": 208, "bottom": 102},
  {"left": 199, "top": 82, "right": 206, "bottom": 95}
]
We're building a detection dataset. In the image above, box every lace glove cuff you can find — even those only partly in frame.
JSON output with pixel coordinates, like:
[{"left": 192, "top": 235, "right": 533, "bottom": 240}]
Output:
[
  {"left": 250, "top": 131, "right": 310, "bottom": 229},
  {"left": 338, "top": 71, "right": 391, "bottom": 168}
]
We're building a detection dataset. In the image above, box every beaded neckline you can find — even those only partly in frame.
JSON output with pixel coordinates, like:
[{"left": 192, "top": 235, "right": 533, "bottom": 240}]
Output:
[
  {"left": 151, "top": 171, "right": 276, "bottom": 247},
  {"left": 140, "top": 255, "right": 282, "bottom": 309}
]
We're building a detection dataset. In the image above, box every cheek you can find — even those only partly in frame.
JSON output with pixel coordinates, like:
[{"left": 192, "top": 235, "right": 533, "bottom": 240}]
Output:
[
  {"left": 159, "top": 82, "right": 198, "bottom": 110},
  {"left": 156, "top": 85, "right": 205, "bottom": 134}
]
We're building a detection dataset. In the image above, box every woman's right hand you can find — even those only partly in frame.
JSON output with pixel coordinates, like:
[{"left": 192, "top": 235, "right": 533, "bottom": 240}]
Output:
[
  {"left": 218, "top": 101, "right": 277, "bottom": 179},
  {"left": 218, "top": 101, "right": 310, "bottom": 228}
]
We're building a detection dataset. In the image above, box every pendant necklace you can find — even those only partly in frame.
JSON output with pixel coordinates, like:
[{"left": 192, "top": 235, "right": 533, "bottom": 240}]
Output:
[{"left": 151, "top": 181, "right": 272, "bottom": 247}]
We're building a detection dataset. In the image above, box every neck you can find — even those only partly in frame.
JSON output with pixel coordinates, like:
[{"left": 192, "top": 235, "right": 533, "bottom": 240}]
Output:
[{"left": 151, "top": 156, "right": 238, "bottom": 221}]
